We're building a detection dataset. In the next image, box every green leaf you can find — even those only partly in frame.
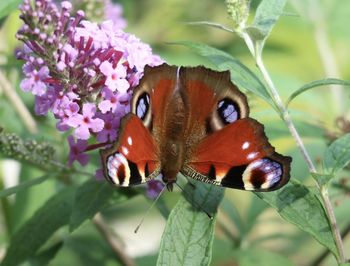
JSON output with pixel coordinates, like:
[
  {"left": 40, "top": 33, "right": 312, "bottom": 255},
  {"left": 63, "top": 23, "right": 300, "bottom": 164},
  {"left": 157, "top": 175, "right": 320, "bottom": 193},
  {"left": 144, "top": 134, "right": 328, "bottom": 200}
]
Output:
[
  {"left": 171, "top": 41, "right": 273, "bottom": 105},
  {"left": 28, "top": 242, "right": 64, "bottom": 266},
  {"left": 69, "top": 179, "right": 114, "bottom": 232},
  {"left": 311, "top": 172, "right": 335, "bottom": 187},
  {"left": 235, "top": 248, "right": 295, "bottom": 266},
  {"left": 157, "top": 181, "right": 224, "bottom": 266},
  {"left": 249, "top": 0, "right": 287, "bottom": 42},
  {"left": 0, "top": 187, "right": 75, "bottom": 266},
  {"left": 186, "top": 21, "right": 234, "bottom": 34},
  {"left": 0, "top": 175, "right": 50, "bottom": 199},
  {"left": 0, "top": 0, "right": 21, "bottom": 19},
  {"left": 220, "top": 198, "right": 245, "bottom": 235},
  {"left": 255, "top": 179, "right": 338, "bottom": 258},
  {"left": 286, "top": 78, "right": 350, "bottom": 107},
  {"left": 324, "top": 133, "right": 350, "bottom": 175},
  {"left": 245, "top": 194, "right": 269, "bottom": 234}
]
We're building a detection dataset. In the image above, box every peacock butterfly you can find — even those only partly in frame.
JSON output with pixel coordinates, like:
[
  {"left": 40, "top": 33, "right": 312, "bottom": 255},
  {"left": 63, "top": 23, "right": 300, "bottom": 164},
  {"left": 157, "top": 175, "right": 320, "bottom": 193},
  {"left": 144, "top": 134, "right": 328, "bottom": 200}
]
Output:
[{"left": 100, "top": 64, "right": 291, "bottom": 192}]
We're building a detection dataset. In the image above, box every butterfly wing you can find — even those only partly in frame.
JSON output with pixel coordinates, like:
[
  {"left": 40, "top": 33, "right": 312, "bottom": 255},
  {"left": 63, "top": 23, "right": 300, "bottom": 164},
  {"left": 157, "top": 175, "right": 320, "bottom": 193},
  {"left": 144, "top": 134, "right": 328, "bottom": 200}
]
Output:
[
  {"left": 182, "top": 118, "right": 291, "bottom": 191},
  {"left": 179, "top": 66, "right": 249, "bottom": 137},
  {"left": 178, "top": 66, "right": 291, "bottom": 191},
  {"left": 100, "top": 113, "right": 160, "bottom": 186},
  {"left": 131, "top": 64, "right": 178, "bottom": 135}
]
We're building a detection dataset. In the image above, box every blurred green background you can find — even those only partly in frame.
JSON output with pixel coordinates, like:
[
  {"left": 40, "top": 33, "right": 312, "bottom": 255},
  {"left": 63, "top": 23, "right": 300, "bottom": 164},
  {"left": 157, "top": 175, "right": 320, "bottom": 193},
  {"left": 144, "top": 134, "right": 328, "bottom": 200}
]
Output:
[{"left": 0, "top": 0, "right": 350, "bottom": 265}]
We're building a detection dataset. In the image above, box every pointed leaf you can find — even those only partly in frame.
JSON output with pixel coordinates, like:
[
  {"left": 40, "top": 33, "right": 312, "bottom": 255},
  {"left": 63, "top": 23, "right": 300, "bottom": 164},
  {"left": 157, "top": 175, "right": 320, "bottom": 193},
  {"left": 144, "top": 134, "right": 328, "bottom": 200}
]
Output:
[
  {"left": 255, "top": 180, "right": 338, "bottom": 257},
  {"left": 0, "top": 175, "right": 50, "bottom": 199},
  {"left": 28, "top": 242, "right": 64, "bottom": 266},
  {"left": 324, "top": 133, "right": 350, "bottom": 175},
  {"left": 311, "top": 172, "right": 334, "bottom": 187},
  {"left": 0, "top": 187, "right": 75, "bottom": 266},
  {"left": 235, "top": 248, "right": 295, "bottom": 266},
  {"left": 186, "top": 21, "right": 235, "bottom": 33},
  {"left": 286, "top": 78, "right": 350, "bottom": 107},
  {"left": 245, "top": 194, "right": 269, "bottom": 234},
  {"left": 171, "top": 41, "right": 273, "bottom": 105},
  {"left": 250, "top": 0, "right": 287, "bottom": 41},
  {"left": 220, "top": 198, "right": 245, "bottom": 235},
  {"left": 157, "top": 181, "right": 224, "bottom": 266},
  {"left": 69, "top": 179, "right": 114, "bottom": 232}
]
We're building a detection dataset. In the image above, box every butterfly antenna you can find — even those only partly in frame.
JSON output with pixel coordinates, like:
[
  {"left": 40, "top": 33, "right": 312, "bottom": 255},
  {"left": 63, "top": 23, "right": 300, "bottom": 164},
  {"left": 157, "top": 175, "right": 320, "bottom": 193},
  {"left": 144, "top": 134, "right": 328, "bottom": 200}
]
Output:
[
  {"left": 175, "top": 182, "right": 213, "bottom": 219},
  {"left": 134, "top": 185, "right": 167, "bottom": 234}
]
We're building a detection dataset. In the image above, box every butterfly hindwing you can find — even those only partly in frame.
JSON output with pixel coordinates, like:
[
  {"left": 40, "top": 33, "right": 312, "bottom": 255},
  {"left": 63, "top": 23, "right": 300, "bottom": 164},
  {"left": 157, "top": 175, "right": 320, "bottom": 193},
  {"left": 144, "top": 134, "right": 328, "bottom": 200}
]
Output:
[
  {"left": 183, "top": 118, "right": 291, "bottom": 191},
  {"left": 100, "top": 114, "right": 160, "bottom": 187}
]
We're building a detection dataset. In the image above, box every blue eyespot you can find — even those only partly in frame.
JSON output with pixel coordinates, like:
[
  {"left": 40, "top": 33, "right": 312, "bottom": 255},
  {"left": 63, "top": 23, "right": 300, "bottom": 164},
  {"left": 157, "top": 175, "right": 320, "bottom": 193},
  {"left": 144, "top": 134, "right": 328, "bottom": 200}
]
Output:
[
  {"left": 217, "top": 98, "right": 239, "bottom": 124},
  {"left": 136, "top": 92, "right": 150, "bottom": 120}
]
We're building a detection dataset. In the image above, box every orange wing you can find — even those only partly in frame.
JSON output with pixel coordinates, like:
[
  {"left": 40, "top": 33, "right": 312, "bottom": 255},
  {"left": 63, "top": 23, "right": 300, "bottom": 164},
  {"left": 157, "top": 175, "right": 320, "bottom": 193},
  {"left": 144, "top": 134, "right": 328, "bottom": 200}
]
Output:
[
  {"left": 100, "top": 114, "right": 160, "bottom": 186},
  {"left": 183, "top": 118, "right": 291, "bottom": 191}
]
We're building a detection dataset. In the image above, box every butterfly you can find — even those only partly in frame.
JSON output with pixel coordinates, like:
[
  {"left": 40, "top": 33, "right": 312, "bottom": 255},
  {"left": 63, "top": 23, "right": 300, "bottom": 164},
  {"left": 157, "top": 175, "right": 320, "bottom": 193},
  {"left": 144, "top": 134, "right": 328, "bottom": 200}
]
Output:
[{"left": 100, "top": 64, "right": 291, "bottom": 192}]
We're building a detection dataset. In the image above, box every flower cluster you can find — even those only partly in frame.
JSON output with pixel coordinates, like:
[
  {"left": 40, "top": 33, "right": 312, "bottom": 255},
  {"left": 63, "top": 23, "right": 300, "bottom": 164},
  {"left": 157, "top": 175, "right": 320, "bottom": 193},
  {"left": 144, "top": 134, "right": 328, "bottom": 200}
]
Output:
[{"left": 16, "top": 0, "right": 162, "bottom": 166}]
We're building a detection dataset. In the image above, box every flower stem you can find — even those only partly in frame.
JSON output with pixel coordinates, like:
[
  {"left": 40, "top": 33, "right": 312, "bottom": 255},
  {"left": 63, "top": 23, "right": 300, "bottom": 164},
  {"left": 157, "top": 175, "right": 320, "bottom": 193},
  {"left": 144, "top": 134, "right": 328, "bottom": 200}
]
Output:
[
  {"left": 243, "top": 34, "right": 346, "bottom": 263},
  {"left": 93, "top": 213, "right": 135, "bottom": 266},
  {"left": 0, "top": 71, "right": 37, "bottom": 134}
]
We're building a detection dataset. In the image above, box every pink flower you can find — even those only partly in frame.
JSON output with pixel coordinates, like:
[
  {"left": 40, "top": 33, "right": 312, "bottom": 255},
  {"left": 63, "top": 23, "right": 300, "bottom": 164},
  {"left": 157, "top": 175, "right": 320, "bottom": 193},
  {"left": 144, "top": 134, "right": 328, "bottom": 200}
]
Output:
[
  {"left": 20, "top": 65, "right": 49, "bottom": 96},
  {"left": 95, "top": 168, "right": 105, "bottom": 181},
  {"left": 96, "top": 112, "right": 120, "bottom": 142},
  {"left": 104, "top": 0, "right": 127, "bottom": 30},
  {"left": 17, "top": 0, "right": 163, "bottom": 168},
  {"left": 67, "top": 136, "right": 89, "bottom": 166},
  {"left": 34, "top": 88, "right": 57, "bottom": 115},
  {"left": 98, "top": 88, "right": 120, "bottom": 113},
  {"left": 67, "top": 103, "right": 104, "bottom": 140},
  {"left": 99, "top": 61, "right": 129, "bottom": 92}
]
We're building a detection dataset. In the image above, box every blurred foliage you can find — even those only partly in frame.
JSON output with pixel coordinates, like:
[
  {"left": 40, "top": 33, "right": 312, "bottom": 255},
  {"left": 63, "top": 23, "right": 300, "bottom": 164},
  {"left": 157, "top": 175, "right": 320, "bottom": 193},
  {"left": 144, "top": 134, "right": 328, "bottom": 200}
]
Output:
[{"left": 0, "top": 0, "right": 350, "bottom": 266}]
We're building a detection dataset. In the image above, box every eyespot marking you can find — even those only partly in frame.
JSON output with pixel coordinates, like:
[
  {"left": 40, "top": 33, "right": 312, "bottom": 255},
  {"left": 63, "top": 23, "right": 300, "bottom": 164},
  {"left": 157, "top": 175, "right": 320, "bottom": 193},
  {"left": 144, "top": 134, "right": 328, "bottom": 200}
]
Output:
[
  {"left": 242, "top": 158, "right": 283, "bottom": 190},
  {"left": 217, "top": 98, "right": 239, "bottom": 124},
  {"left": 136, "top": 92, "right": 150, "bottom": 120},
  {"left": 107, "top": 153, "right": 130, "bottom": 186}
]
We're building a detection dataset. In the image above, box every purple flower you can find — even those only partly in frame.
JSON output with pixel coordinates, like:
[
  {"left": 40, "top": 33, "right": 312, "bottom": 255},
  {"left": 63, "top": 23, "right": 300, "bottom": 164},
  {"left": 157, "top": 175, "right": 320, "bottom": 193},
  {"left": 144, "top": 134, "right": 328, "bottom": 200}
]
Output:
[
  {"left": 34, "top": 88, "right": 57, "bottom": 115},
  {"left": 67, "top": 103, "right": 104, "bottom": 140},
  {"left": 98, "top": 88, "right": 121, "bottom": 113},
  {"left": 96, "top": 112, "right": 120, "bottom": 142},
  {"left": 99, "top": 61, "right": 129, "bottom": 92},
  {"left": 104, "top": 0, "right": 127, "bottom": 30},
  {"left": 95, "top": 168, "right": 105, "bottom": 181},
  {"left": 17, "top": 0, "right": 163, "bottom": 168},
  {"left": 146, "top": 180, "right": 165, "bottom": 199},
  {"left": 67, "top": 136, "right": 89, "bottom": 166},
  {"left": 20, "top": 65, "right": 49, "bottom": 96}
]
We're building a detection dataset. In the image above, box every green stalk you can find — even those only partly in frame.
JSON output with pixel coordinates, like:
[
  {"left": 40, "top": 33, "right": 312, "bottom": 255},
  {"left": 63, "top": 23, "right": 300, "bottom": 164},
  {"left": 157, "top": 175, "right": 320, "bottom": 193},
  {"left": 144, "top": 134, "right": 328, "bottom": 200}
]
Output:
[{"left": 242, "top": 32, "right": 346, "bottom": 264}]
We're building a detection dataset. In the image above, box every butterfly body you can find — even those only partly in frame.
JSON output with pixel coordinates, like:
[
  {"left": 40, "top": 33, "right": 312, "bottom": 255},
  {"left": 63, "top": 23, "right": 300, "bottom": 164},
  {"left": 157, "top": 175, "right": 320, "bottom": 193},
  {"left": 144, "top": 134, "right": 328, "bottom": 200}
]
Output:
[{"left": 100, "top": 64, "right": 291, "bottom": 192}]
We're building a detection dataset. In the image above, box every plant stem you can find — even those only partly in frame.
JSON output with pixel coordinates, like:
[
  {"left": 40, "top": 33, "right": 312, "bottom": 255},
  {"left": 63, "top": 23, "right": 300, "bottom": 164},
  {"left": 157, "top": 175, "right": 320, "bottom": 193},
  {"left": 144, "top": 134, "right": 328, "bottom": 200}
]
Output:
[
  {"left": 93, "top": 213, "right": 135, "bottom": 266},
  {"left": 243, "top": 34, "right": 346, "bottom": 263},
  {"left": 312, "top": 222, "right": 350, "bottom": 266},
  {"left": 255, "top": 55, "right": 316, "bottom": 172},
  {"left": 0, "top": 71, "right": 37, "bottom": 134}
]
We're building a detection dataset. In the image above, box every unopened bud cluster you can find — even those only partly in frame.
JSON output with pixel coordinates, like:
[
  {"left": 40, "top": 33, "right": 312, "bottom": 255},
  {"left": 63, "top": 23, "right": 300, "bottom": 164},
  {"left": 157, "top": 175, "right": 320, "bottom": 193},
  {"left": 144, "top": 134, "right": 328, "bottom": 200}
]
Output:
[
  {"left": 0, "top": 129, "right": 55, "bottom": 166},
  {"left": 225, "top": 0, "right": 250, "bottom": 30}
]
